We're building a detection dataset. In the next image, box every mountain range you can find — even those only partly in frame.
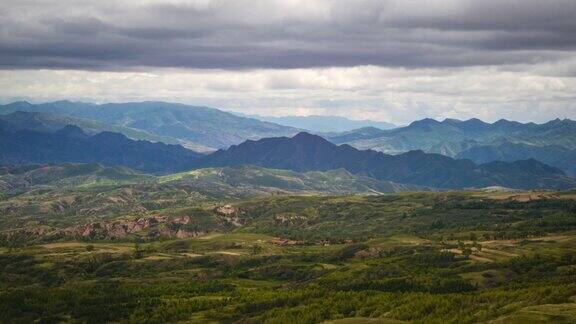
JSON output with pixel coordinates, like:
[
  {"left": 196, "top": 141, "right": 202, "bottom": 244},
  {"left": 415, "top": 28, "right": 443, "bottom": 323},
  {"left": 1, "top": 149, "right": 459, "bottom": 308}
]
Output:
[
  {"left": 1, "top": 100, "right": 575, "bottom": 191},
  {"left": 326, "top": 117, "right": 576, "bottom": 176},
  {"left": 327, "top": 117, "right": 576, "bottom": 154},
  {"left": 0, "top": 123, "right": 200, "bottom": 173},
  {"left": 0, "top": 110, "right": 196, "bottom": 148},
  {"left": 194, "top": 132, "right": 576, "bottom": 190},
  {"left": 243, "top": 114, "right": 395, "bottom": 132},
  {"left": 0, "top": 101, "right": 300, "bottom": 150}
]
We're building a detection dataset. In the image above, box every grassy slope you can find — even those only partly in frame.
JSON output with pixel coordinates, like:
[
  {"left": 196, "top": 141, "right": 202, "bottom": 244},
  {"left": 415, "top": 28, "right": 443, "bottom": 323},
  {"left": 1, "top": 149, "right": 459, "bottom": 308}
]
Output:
[{"left": 160, "top": 166, "right": 424, "bottom": 195}]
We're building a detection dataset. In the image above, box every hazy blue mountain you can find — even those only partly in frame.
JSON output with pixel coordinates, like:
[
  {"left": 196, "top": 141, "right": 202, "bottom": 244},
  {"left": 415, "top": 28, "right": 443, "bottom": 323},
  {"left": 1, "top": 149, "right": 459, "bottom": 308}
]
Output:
[
  {"left": 194, "top": 132, "right": 576, "bottom": 190},
  {"left": 0, "top": 101, "right": 299, "bottom": 150},
  {"left": 244, "top": 114, "right": 395, "bottom": 132},
  {"left": 0, "top": 111, "right": 204, "bottom": 149},
  {"left": 322, "top": 127, "right": 389, "bottom": 144},
  {"left": 457, "top": 141, "right": 576, "bottom": 176},
  {"left": 326, "top": 117, "right": 576, "bottom": 156},
  {"left": 0, "top": 124, "right": 201, "bottom": 173}
]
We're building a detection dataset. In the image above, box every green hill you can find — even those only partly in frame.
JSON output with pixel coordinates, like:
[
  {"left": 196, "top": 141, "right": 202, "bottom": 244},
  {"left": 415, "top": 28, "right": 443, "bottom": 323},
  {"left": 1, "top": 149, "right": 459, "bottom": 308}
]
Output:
[
  {"left": 161, "top": 165, "right": 425, "bottom": 196},
  {"left": 0, "top": 163, "right": 154, "bottom": 193}
]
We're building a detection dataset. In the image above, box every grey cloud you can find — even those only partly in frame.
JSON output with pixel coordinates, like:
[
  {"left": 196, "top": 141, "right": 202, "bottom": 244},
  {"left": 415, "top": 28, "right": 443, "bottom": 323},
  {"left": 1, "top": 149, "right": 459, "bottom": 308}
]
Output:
[{"left": 0, "top": 0, "right": 575, "bottom": 71}]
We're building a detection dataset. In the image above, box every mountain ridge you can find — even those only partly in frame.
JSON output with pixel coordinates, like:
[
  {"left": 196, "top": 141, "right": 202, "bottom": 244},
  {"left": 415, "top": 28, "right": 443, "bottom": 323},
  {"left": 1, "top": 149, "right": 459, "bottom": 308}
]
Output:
[
  {"left": 194, "top": 132, "right": 576, "bottom": 190},
  {"left": 0, "top": 124, "right": 201, "bottom": 173},
  {"left": 326, "top": 117, "right": 576, "bottom": 156},
  {"left": 241, "top": 113, "right": 396, "bottom": 132},
  {"left": 0, "top": 101, "right": 300, "bottom": 150}
]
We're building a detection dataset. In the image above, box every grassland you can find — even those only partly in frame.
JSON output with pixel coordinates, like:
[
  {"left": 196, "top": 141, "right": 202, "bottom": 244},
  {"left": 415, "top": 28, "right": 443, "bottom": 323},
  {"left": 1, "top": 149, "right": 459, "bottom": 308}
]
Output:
[{"left": 2, "top": 189, "right": 576, "bottom": 323}]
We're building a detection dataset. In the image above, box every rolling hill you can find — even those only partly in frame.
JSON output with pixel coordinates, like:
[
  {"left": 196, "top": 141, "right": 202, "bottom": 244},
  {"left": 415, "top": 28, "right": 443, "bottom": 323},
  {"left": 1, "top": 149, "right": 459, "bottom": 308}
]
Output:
[
  {"left": 0, "top": 163, "right": 425, "bottom": 198},
  {"left": 0, "top": 101, "right": 300, "bottom": 150},
  {"left": 161, "top": 165, "right": 425, "bottom": 196},
  {"left": 0, "top": 163, "right": 154, "bottom": 194}
]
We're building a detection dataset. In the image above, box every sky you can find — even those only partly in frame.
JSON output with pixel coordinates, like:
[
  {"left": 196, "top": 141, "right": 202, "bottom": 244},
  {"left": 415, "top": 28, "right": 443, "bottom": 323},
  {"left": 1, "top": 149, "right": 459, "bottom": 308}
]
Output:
[{"left": 1, "top": 0, "right": 576, "bottom": 124}]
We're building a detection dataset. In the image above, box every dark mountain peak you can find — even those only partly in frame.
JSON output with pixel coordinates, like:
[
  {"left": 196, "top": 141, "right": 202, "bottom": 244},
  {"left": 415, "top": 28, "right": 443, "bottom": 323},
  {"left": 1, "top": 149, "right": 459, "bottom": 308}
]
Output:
[
  {"left": 442, "top": 118, "right": 462, "bottom": 124},
  {"left": 458, "top": 118, "right": 490, "bottom": 131},
  {"left": 437, "top": 117, "right": 491, "bottom": 131},
  {"left": 195, "top": 133, "right": 576, "bottom": 190},
  {"left": 403, "top": 149, "right": 427, "bottom": 156},
  {"left": 493, "top": 118, "right": 538, "bottom": 131},
  {"left": 292, "top": 132, "right": 330, "bottom": 144},
  {"left": 463, "top": 117, "right": 487, "bottom": 125},
  {"left": 55, "top": 125, "right": 88, "bottom": 138},
  {"left": 540, "top": 118, "right": 576, "bottom": 131},
  {"left": 92, "top": 131, "right": 129, "bottom": 142},
  {"left": 494, "top": 118, "right": 512, "bottom": 124},
  {"left": 408, "top": 118, "right": 442, "bottom": 130},
  {"left": 410, "top": 118, "right": 440, "bottom": 126}
]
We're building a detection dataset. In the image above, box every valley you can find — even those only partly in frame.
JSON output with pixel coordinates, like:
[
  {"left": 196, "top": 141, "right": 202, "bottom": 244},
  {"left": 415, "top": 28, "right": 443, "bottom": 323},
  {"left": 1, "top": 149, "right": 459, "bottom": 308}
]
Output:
[
  {"left": 3, "top": 1, "right": 576, "bottom": 322},
  {"left": 1, "top": 102, "right": 576, "bottom": 323}
]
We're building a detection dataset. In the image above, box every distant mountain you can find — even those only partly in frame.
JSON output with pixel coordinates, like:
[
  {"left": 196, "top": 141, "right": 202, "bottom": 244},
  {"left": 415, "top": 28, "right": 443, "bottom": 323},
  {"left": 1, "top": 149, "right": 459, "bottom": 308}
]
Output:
[
  {"left": 245, "top": 114, "right": 395, "bottom": 132},
  {"left": 0, "top": 101, "right": 299, "bottom": 150},
  {"left": 326, "top": 117, "right": 576, "bottom": 156},
  {"left": 194, "top": 132, "right": 576, "bottom": 190},
  {"left": 0, "top": 111, "right": 209, "bottom": 150},
  {"left": 0, "top": 163, "right": 154, "bottom": 193},
  {"left": 457, "top": 141, "right": 576, "bottom": 177},
  {"left": 0, "top": 124, "right": 201, "bottom": 173},
  {"left": 322, "top": 127, "right": 389, "bottom": 144}
]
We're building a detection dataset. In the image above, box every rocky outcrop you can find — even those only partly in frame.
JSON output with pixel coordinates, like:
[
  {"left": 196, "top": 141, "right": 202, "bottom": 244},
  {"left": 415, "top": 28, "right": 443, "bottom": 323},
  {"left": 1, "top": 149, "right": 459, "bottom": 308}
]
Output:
[
  {"left": 215, "top": 205, "right": 244, "bottom": 226},
  {"left": 1, "top": 215, "right": 205, "bottom": 242},
  {"left": 275, "top": 213, "right": 307, "bottom": 225}
]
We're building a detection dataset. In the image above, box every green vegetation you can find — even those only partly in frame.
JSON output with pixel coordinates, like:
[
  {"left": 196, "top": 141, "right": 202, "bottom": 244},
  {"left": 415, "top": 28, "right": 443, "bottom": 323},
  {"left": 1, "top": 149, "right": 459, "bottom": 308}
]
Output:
[{"left": 2, "top": 181, "right": 576, "bottom": 322}]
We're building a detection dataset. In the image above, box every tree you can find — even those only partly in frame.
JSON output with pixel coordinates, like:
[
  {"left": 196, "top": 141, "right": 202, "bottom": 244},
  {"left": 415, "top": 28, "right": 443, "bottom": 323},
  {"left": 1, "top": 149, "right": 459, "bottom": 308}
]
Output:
[
  {"left": 462, "top": 247, "right": 472, "bottom": 259},
  {"left": 133, "top": 238, "right": 144, "bottom": 259}
]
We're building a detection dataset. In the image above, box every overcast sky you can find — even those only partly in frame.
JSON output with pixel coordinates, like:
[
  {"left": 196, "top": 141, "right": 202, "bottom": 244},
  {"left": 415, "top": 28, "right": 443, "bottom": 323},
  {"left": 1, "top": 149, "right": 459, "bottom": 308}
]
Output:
[{"left": 1, "top": 0, "right": 576, "bottom": 124}]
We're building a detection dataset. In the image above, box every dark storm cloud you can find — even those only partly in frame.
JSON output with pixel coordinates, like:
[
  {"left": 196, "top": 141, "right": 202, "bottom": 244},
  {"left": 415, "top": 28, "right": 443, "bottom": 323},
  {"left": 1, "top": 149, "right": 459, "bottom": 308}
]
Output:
[{"left": 1, "top": 0, "right": 575, "bottom": 71}]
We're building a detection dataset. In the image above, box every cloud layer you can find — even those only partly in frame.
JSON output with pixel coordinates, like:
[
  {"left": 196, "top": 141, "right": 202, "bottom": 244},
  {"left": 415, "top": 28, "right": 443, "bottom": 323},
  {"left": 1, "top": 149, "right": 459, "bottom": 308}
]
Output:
[
  {"left": 2, "top": 0, "right": 576, "bottom": 70},
  {"left": 1, "top": 0, "right": 575, "bottom": 123}
]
